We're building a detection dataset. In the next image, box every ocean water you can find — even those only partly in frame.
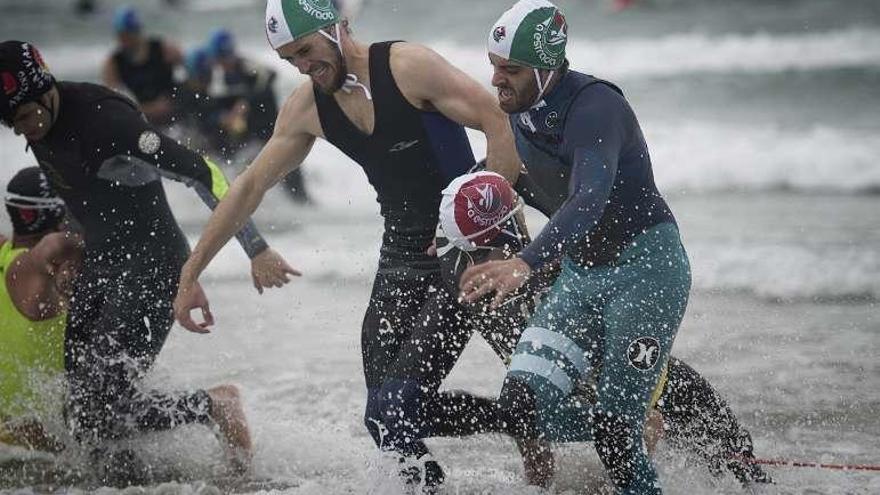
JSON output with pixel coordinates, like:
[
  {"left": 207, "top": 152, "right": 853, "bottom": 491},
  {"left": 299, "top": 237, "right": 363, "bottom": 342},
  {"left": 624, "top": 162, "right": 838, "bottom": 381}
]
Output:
[{"left": 1, "top": 0, "right": 879, "bottom": 493}]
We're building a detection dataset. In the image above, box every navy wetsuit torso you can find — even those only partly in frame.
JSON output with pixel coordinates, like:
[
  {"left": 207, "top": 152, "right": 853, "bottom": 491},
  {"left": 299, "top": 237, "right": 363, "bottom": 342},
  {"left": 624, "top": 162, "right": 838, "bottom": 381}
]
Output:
[
  {"left": 512, "top": 70, "right": 675, "bottom": 268},
  {"left": 314, "top": 41, "right": 476, "bottom": 270}
]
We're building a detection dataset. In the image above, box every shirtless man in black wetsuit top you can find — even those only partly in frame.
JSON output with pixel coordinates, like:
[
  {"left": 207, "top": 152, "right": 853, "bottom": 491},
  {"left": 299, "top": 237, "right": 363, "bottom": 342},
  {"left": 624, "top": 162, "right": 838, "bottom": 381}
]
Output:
[
  {"left": 1, "top": 40, "right": 294, "bottom": 474},
  {"left": 172, "top": 1, "right": 540, "bottom": 489}
]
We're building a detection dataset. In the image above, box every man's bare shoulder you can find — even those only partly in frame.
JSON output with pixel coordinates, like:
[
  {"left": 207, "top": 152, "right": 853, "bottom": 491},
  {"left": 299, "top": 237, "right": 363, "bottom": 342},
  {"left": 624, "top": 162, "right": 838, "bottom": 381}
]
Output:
[
  {"left": 276, "top": 80, "right": 323, "bottom": 138},
  {"left": 389, "top": 42, "right": 452, "bottom": 109},
  {"left": 390, "top": 42, "right": 447, "bottom": 77}
]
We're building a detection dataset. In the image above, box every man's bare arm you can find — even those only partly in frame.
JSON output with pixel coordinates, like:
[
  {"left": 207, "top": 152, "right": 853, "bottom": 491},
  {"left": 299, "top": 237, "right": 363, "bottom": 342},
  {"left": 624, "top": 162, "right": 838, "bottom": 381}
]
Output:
[
  {"left": 178, "top": 84, "right": 318, "bottom": 289},
  {"left": 8, "top": 232, "right": 81, "bottom": 321},
  {"left": 393, "top": 43, "right": 521, "bottom": 184}
]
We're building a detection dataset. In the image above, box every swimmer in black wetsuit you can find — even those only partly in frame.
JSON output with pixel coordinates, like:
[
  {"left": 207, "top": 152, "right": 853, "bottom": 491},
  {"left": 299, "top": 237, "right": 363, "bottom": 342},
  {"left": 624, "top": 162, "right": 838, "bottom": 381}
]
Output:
[
  {"left": 102, "top": 6, "right": 183, "bottom": 126},
  {"left": 1, "top": 40, "right": 294, "bottom": 473},
  {"left": 172, "top": 1, "right": 539, "bottom": 489}
]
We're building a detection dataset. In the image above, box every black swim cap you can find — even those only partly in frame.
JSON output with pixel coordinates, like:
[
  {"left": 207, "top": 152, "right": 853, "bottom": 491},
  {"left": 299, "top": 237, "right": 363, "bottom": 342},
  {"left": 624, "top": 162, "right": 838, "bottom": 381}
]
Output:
[
  {"left": 0, "top": 41, "right": 56, "bottom": 126},
  {"left": 5, "top": 167, "right": 65, "bottom": 236}
]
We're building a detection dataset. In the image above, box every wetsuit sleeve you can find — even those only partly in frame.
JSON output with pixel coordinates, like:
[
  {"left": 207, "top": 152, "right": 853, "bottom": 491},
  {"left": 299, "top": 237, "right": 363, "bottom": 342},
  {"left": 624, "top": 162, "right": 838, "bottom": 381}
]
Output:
[
  {"left": 519, "top": 86, "right": 626, "bottom": 270},
  {"left": 90, "top": 98, "right": 269, "bottom": 258}
]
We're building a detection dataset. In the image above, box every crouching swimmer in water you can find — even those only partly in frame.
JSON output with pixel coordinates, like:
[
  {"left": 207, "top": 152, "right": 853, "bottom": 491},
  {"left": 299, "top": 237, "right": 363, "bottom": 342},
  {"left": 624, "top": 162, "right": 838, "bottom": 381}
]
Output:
[
  {"left": 434, "top": 170, "right": 771, "bottom": 488},
  {"left": 0, "top": 167, "right": 77, "bottom": 453},
  {"left": 0, "top": 168, "right": 253, "bottom": 480}
]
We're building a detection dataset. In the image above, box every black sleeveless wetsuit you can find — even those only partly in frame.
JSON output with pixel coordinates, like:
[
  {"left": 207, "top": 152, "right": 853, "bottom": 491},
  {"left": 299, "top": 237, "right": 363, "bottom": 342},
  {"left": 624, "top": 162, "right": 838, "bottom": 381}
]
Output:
[
  {"left": 313, "top": 42, "right": 516, "bottom": 473},
  {"left": 112, "top": 38, "right": 176, "bottom": 104},
  {"left": 29, "top": 81, "right": 266, "bottom": 445}
]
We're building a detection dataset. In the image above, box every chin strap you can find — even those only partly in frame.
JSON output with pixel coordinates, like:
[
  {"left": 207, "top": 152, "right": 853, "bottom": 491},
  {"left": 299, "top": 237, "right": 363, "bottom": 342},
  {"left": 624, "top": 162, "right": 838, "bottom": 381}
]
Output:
[
  {"left": 342, "top": 73, "right": 372, "bottom": 100},
  {"left": 530, "top": 68, "right": 555, "bottom": 110},
  {"left": 517, "top": 69, "right": 555, "bottom": 133},
  {"left": 318, "top": 24, "right": 372, "bottom": 101}
]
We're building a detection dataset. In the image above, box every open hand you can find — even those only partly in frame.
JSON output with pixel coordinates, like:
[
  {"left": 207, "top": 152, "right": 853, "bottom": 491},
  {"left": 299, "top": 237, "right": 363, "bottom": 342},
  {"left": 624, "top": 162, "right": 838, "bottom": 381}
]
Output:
[
  {"left": 459, "top": 257, "right": 532, "bottom": 308},
  {"left": 250, "top": 248, "right": 301, "bottom": 294}
]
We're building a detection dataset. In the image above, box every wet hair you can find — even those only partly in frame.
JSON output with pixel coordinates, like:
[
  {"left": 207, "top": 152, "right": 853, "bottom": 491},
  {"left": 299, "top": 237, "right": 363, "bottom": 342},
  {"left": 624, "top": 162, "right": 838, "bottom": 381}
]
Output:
[{"left": 5, "top": 166, "right": 65, "bottom": 236}]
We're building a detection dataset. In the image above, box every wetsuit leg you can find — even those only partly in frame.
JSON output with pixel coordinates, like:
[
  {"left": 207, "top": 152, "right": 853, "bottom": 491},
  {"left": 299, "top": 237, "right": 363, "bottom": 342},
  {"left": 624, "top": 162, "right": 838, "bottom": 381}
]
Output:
[
  {"left": 361, "top": 269, "right": 433, "bottom": 452},
  {"left": 380, "top": 277, "right": 472, "bottom": 450},
  {"left": 588, "top": 225, "right": 691, "bottom": 495},
  {"left": 64, "top": 260, "right": 212, "bottom": 445},
  {"left": 504, "top": 224, "right": 690, "bottom": 494},
  {"left": 657, "top": 358, "right": 772, "bottom": 485},
  {"left": 504, "top": 272, "right": 602, "bottom": 443}
]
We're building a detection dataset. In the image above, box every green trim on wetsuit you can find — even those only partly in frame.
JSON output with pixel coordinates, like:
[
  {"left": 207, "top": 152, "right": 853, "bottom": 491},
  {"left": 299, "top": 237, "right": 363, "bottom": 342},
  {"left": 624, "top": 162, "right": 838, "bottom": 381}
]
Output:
[
  {"left": 204, "top": 157, "right": 230, "bottom": 199},
  {"left": 0, "top": 241, "right": 65, "bottom": 420}
]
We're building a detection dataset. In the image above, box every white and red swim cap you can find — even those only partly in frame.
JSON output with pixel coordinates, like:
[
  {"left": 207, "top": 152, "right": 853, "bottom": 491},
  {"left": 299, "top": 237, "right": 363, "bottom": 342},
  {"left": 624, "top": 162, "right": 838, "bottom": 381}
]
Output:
[{"left": 439, "top": 171, "right": 521, "bottom": 251}]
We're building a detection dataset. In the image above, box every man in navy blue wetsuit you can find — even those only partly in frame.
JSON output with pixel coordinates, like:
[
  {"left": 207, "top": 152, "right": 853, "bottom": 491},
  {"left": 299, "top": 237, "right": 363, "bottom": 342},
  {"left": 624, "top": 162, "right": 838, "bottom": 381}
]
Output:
[{"left": 462, "top": 1, "right": 692, "bottom": 493}]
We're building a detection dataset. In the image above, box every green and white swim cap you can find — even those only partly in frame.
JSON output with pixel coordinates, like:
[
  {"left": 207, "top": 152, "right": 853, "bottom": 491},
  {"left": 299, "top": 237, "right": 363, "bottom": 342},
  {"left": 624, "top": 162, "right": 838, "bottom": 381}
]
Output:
[
  {"left": 265, "top": 0, "right": 341, "bottom": 50},
  {"left": 488, "top": 0, "right": 568, "bottom": 70}
]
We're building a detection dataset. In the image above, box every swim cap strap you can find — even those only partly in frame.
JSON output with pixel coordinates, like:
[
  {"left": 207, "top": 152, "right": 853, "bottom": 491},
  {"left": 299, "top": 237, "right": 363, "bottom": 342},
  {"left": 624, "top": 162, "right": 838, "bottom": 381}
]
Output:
[{"left": 531, "top": 68, "right": 555, "bottom": 109}]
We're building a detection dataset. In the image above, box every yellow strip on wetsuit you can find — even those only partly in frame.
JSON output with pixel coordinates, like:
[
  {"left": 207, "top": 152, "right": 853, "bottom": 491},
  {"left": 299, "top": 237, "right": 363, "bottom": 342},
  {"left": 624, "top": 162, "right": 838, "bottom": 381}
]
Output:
[
  {"left": 650, "top": 363, "right": 669, "bottom": 410},
  {"left": 204, "top": 157, "right": 230, "bottom": 199}
]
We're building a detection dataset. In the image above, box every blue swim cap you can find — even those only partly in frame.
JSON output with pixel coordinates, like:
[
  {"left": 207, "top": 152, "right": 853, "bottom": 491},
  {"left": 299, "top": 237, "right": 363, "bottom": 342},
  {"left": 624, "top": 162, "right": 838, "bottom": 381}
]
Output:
[
  {"left": 208, "top": 28, "right": 236, "bottom": 58},
  {"left": 113, "top": 6, "right": 142, "bottom": 33},
  {"left": 185, "top": 47, "right": 212, "bottom": 79}
]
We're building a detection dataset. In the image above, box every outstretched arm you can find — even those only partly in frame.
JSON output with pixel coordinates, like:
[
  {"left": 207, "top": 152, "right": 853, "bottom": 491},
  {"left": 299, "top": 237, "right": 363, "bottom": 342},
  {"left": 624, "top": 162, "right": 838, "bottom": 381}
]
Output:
[
  {"left": 174, "top": 84, "right": 319, "bottom": 332},
  {"left": 393, "top": 44, "right": 522, "bottom": 184},
  {"left": 94, "top": 97, "right": 272, "bottom": 259}
]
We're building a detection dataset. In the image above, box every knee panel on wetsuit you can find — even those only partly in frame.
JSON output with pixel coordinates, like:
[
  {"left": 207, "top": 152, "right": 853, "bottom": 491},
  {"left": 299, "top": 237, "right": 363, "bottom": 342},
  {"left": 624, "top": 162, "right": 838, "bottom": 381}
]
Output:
[{"left": 377, "top": 379, "right": 430, "bottom": 453}]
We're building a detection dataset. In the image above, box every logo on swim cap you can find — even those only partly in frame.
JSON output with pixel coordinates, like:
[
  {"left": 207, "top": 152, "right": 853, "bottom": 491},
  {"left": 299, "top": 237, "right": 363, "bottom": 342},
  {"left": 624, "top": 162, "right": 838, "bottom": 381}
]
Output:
[
  {"left": 488, "top": 0, "right": 567, "bottom": 70},
  {"left": 493, "top": 26, "right": 507, "bottom": 43},
  {"left": 265, "top": 0, "right": 341, "bottom": 50},
  {"left": 301, "top": 0, "right": 335, "bottom": 19},
  {"left": 439, "top": 172, "right": 520, "bottom": 251},
  {"left": 534, "top": 10, "right": 567, "bottom": 66},
  {"left": 2, "top": 72, "right": 17, "bottom": 96}
]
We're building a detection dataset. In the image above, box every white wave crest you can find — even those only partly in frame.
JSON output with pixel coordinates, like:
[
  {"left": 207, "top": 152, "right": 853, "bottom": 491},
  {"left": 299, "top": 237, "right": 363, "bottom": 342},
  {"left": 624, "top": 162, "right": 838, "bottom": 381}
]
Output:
[
  {"left": 690, "top": 241, "right": 880, "bottom": 301},
  {"left": 647, "top": 123, "right": 880, "bottom": 193}
]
